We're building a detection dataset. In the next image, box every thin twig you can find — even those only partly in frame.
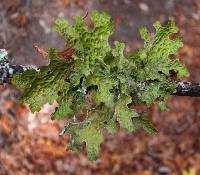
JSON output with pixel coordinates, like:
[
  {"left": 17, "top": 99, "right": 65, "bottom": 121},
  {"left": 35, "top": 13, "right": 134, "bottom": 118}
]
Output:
[
  {"left": 0, "top": 49, "right": 39, "bottom": 84},
  {"left": 33, "top": 44, "right": 48, "bottom": 59},
  {"left": 173, "top": 82, "right": 200, "bottom": 97},
  {"left": 0, "top": 49, "right": 199, "bottom": 97},
  {"left": 83, "top": 11, "right": 88, "bottom": 20}
]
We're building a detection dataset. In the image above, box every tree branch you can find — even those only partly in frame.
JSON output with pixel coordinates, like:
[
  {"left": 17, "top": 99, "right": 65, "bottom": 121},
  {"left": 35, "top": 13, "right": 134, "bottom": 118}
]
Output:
[
  {"left": 1, "top": 49, "right": 200, "bottom": 97},
  {"left": 0, "top": 49, "right": 39, "bottom": 85},
  {"left": 173, "top": 82, "right": 200, "bottom": 97}
]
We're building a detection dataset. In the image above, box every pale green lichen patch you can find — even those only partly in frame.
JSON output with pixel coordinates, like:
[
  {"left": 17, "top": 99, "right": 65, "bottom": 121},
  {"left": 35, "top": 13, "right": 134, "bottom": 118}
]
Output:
[{"left": 12, "top": 11, "right": 189, "bottom": 160}]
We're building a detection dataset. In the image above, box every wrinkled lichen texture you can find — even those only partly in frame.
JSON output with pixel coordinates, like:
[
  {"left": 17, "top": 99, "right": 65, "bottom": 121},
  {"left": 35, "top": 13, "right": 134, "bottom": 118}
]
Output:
[{"left": 11, "top": 10, "right": 189, "bottom": 160}]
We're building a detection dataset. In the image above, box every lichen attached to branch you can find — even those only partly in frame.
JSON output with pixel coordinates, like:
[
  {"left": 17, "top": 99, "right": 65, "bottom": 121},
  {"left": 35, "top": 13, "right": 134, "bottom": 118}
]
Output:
[{"left": 9, "top": 11, "right": 190, "bottom": 160}]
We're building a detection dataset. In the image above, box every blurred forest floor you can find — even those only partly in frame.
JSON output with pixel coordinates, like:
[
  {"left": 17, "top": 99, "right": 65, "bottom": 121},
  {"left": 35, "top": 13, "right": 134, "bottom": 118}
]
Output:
[{"left": 0, "top": 0, "right": 200, "bottom": 175}]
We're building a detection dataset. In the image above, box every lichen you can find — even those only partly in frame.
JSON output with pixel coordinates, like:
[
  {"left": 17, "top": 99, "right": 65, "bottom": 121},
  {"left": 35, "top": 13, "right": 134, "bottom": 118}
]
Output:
[{"left": 11, "top": 10, "right": 189, "bottom": 160}]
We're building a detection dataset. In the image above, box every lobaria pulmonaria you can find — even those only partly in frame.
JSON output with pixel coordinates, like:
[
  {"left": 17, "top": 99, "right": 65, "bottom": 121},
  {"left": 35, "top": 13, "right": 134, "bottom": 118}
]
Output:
[{"left": 11, "top": 10, "right": 189, "bottom": 160}]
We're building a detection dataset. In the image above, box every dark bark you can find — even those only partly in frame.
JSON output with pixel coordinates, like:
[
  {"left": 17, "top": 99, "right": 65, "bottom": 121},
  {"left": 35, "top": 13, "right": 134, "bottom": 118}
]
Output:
[
  {"left": 0, "top": 59, "right": 39, "bottom": 84},
  {"left": 173, "top": 82, "right": 200, "bottom": 97},
  {"left": 0, "top": 49, "right": 39, "bottom": 85}
]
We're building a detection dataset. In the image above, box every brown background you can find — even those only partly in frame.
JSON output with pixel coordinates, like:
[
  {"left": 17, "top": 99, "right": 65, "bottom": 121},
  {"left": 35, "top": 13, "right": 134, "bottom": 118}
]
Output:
[{"left": 0, "top": 0, "right": 200, "bottom": 174}]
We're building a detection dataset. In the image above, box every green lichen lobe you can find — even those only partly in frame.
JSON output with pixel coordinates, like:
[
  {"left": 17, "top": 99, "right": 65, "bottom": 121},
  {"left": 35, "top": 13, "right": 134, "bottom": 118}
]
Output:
[{"left": 12, "top": 10, "right": 189, "bottom": 160}]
